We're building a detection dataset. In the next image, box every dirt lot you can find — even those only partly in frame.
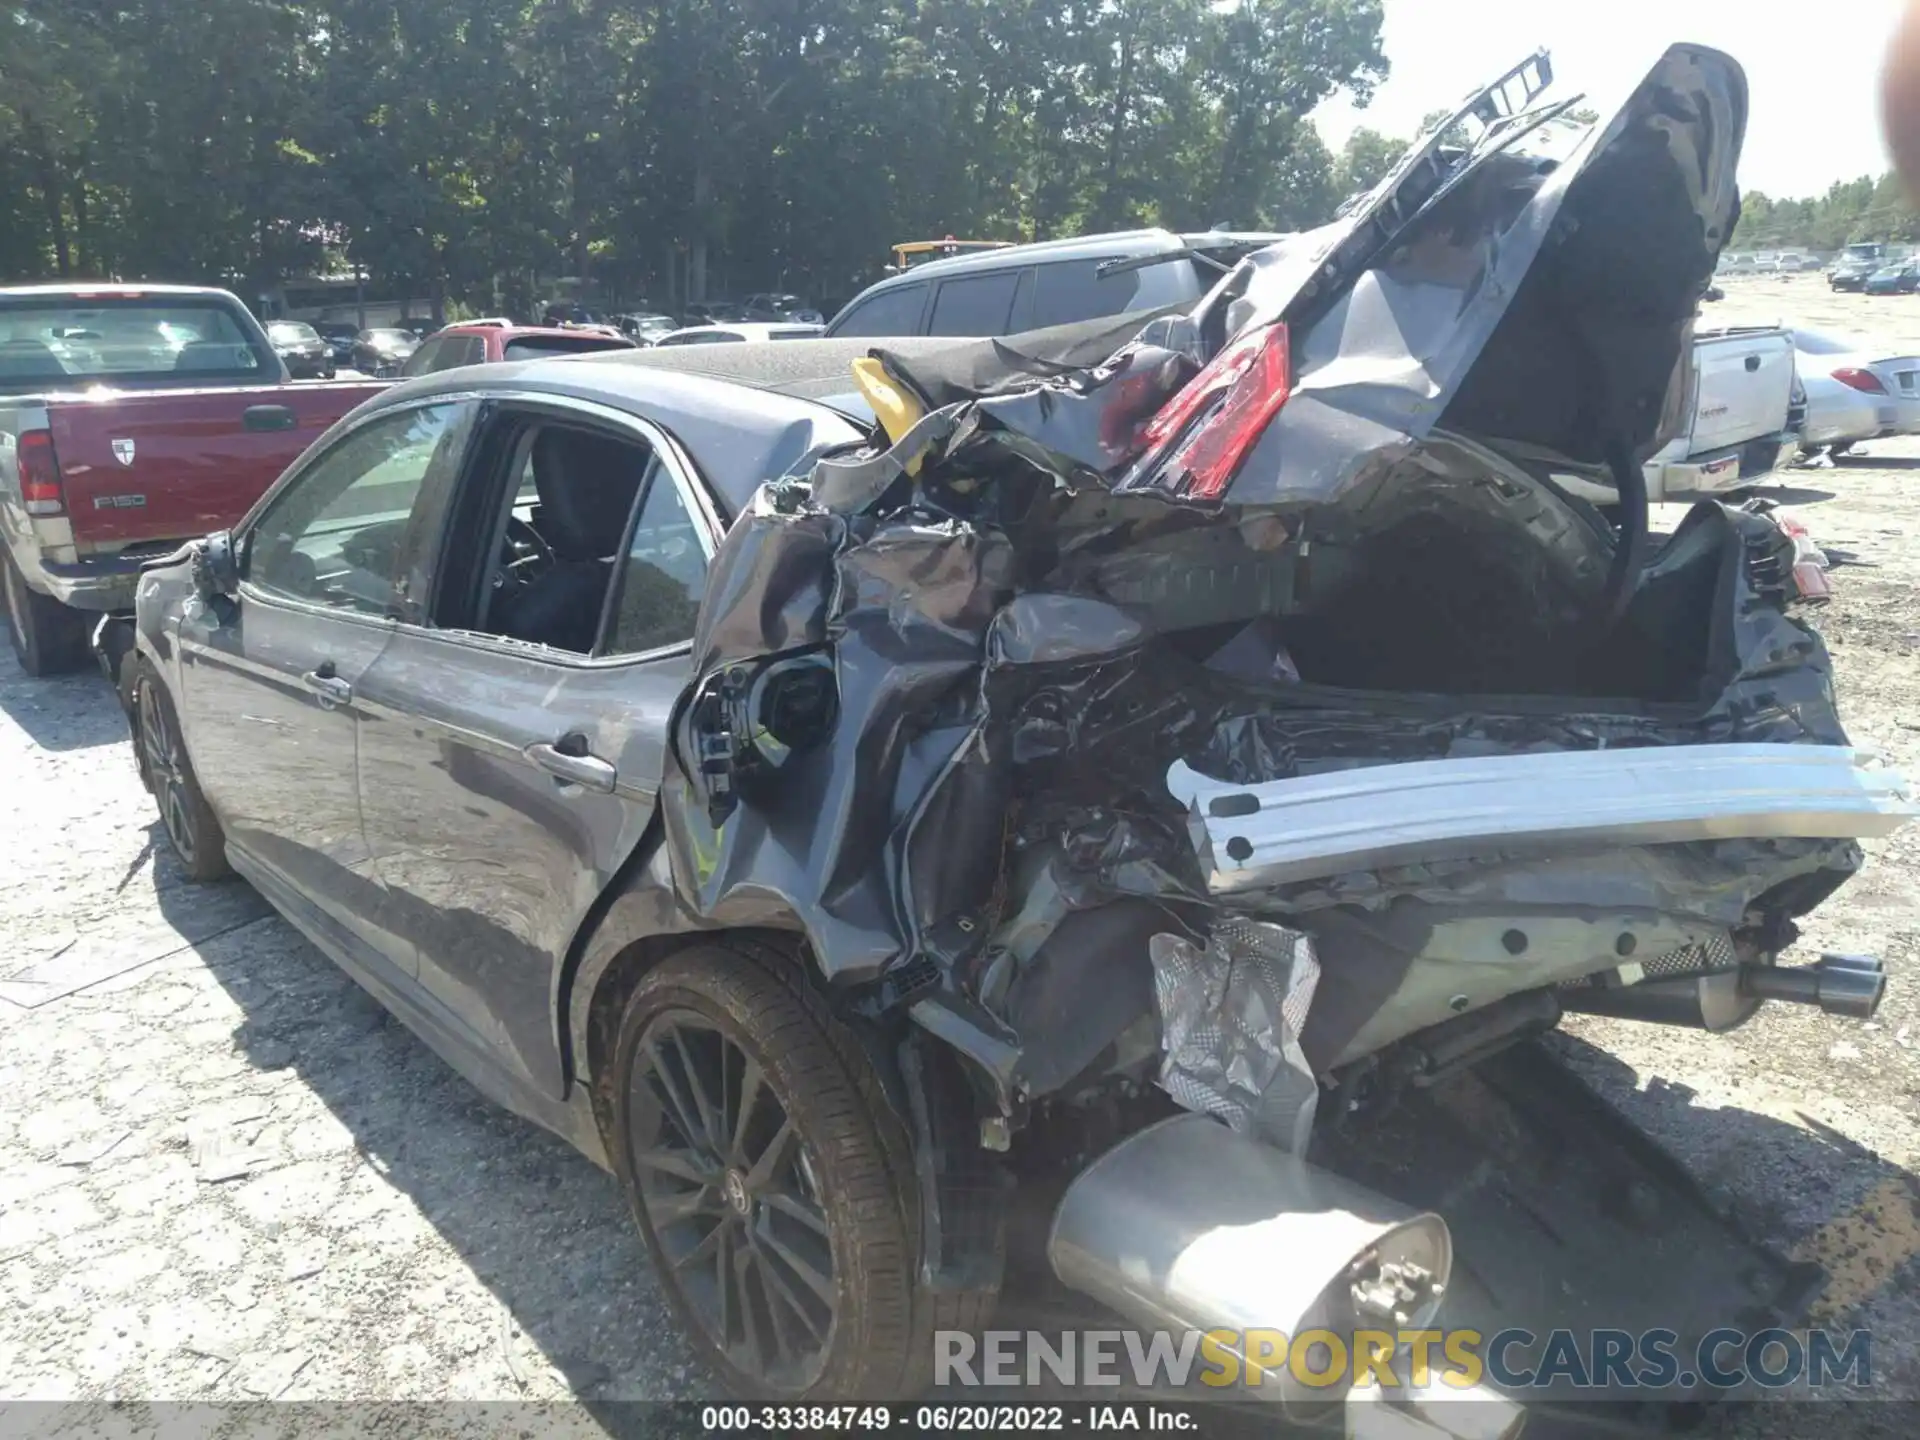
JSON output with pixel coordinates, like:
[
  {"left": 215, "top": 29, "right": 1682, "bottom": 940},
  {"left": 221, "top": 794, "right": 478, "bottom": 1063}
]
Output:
[{"left": 1, "top": 275, "right": 1917, "bottom": 1430}]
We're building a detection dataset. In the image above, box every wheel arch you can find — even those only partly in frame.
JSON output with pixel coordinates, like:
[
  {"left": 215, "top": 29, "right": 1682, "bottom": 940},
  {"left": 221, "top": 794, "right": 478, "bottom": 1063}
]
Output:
[
  {"left": 559, "top": 828, "right": 814, "bottom": 1139},
  {"left": 560, "top": 829, "right": 1009, "bottom": 1319}
]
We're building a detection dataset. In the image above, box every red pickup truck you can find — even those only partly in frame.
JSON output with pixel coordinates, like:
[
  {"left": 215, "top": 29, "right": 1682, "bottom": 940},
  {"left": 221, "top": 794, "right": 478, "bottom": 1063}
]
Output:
[{"left": 2, "top": 284, "right": 382, "bottom": 673}]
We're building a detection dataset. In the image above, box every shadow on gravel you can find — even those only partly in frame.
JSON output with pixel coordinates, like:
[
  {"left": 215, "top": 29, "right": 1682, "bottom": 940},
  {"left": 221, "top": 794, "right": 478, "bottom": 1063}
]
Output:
[
  {"left": 1548, "top": 1030, "right": 1920, "bottom": 1317},
  {"left": 1752, "top": 482, "right": 1839, "bottom": 506},
  {"left": 144, "top": 850, "right": 703, "bottom": 1404},
  {"left": 1835, "top": 456, "right": 1920, "bottom": 471},
  {"left": 0, "top": 655, "right": 129, "bottom": 751}
]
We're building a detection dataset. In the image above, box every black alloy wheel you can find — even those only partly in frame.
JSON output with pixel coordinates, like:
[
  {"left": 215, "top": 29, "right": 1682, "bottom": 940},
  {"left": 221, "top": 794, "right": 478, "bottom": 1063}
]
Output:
[
  {"left": 609, "top": 944, "right": 990, "bottom": 1400},
  {"left": 631, "top": 1008, "right": 837, "bottom": 1389}
]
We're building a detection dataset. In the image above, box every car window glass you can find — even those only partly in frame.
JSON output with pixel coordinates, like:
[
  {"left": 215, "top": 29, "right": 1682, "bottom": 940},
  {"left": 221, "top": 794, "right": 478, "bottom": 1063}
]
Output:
[
  {"left": 927, "top": 272, "right": 1021, "bottom": 336},
  {"left": 830, "top": 282, "right": 928, "bottom": 337},
  {"left": 247, "top": 404, "right": 469, "bottom": 617},
  {"left": 399, "top": 338, "right": 441, "bottom": 377},
  {"left": 603, "top": 471, "right": 708, "bottom": 656},
  {"left": 1028, "top": 259, "right": 1145, "bottom": 328},
  {"left": 1007, "top": 267, "right": 1036, "bottom": 332},
  {"left": 501, "top": 334, "right": 628, "bottom": 361}
]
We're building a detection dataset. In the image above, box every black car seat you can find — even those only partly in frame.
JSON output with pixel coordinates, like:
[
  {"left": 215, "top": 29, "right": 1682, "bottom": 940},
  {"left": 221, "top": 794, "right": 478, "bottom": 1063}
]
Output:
[
  {"left": 493, "top": 427, "right": 647, "bottom": 653},
  {"left": 173, "top": 340, "right": 253, "bottom": 372}
]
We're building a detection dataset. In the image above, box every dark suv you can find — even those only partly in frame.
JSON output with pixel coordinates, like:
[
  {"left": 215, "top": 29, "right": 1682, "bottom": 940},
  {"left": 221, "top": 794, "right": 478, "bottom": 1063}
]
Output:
[{"left": 823, "top": 227, "right": 1284, "bottom": 339}]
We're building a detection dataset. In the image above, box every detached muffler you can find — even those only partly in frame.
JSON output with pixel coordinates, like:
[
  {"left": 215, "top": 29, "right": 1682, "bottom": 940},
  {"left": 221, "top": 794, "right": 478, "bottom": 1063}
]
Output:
[{"left": 1049, "top": 1112, "right": 1453, "bottom": 1406}]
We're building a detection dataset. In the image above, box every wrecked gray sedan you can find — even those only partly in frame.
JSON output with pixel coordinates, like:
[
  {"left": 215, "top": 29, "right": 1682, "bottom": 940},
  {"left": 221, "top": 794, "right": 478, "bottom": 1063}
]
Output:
[{"left": 104, "top": 43, "right": 1912, "bottom": 1423}]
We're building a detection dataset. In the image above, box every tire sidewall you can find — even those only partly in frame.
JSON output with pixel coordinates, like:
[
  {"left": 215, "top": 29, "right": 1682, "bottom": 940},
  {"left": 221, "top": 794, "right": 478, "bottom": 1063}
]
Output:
[
  {"left": 609, "top": 949, "right": 915, "bottom": 1401},
  {"left": 2, "top": 552, "right": 31, "bottom": 669},
  {"left": 132, "top": 659, "right": 230, "bottom": 881}
]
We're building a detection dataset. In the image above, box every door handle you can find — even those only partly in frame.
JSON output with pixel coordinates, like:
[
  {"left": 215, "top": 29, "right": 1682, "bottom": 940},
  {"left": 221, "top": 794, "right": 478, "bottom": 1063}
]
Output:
[
  {"left": 243, "top": 404, "right": 298, "bottom": 432},
  {"left": 302, "top": 669, "right": 353, "bottom": 706},
  {"left": 1744, "top": 354, "right": 1761, "bottom": 371},
  {"left": 526, "top": 740, "right": 617, "bottom": 793}
]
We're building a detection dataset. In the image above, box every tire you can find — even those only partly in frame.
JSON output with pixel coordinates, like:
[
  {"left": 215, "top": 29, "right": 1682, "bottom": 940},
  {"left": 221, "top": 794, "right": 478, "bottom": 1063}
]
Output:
[
  {"left": 132, "top": 660, "right": 232, "bottom": 882},
  {"left": 610, "top": 943, "right": 985, "bottom": 1400},
  {"left": 3, "top": 550, "right": 90, "bottom": 676}
]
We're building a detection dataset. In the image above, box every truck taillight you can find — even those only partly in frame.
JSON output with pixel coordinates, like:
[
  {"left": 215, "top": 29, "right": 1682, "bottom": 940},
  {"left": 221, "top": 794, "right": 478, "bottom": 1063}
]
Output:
[
  {"left": 1833, "top": 367, "right": 1887, "bottom": 394},
  {"left": 1138, "top": 322, "right": 1291, "bottom": 500},
  {"left": 17, "top": 429, "right": 65, "bottom": 516}
]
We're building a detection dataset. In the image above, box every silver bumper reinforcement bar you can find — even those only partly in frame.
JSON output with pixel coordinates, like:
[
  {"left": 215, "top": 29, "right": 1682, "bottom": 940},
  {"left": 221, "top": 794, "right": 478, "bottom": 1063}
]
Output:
[{"left": 1167, "top": 744, "right": 1918, "bottom": 894}]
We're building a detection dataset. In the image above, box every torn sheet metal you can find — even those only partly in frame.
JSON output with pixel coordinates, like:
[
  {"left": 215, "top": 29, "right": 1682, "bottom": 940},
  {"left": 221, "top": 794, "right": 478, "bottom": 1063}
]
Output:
[
  {"left": 654, "top": 43, "right": 1897, "bottom": 1127},
  {"left": 1149, "top": 920, "right": 1321, "bottom": 1153}
]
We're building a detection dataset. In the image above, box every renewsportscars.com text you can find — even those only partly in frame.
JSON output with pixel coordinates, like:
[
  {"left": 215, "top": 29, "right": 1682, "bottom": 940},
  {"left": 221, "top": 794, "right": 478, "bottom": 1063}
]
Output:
[{"left": 935, "top": 1327, "right": 1873, "bottom": 1392}]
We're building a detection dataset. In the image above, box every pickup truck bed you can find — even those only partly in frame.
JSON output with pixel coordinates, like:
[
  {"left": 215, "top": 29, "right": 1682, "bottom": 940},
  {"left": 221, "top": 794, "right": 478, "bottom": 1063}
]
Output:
[
  {"left": 1, "top": 283, "right": 381, "bottom": 674},
  {"left": 1555, "top": 325, "right": 1802, "bottom": 505}
]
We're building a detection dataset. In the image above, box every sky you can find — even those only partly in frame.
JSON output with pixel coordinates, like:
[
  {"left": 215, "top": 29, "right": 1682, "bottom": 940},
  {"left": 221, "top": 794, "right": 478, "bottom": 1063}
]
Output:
[{"left": 1310, "top": 0, "right": 1909, "bottom": 199}]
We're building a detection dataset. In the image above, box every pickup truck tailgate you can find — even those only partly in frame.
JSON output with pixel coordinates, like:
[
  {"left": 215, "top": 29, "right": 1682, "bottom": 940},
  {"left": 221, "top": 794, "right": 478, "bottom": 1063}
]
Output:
[
  {"left": 1688, "top": 330, "right": 1794, "bottom": 455},
  {"left": 48, "top": 381, "right": 382, "bottom": 547}
]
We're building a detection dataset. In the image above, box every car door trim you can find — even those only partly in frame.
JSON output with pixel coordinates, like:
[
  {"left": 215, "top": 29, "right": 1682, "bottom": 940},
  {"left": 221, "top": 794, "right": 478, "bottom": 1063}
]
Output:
[{"left": 385, "top": 389, "right": 718, "bottom": 673}]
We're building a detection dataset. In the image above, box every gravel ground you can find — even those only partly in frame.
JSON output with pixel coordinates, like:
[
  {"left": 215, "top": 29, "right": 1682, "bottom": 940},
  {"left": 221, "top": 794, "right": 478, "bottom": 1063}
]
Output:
[{"left": 1, "top": 276, "right": 1917, "bottom": 1431}]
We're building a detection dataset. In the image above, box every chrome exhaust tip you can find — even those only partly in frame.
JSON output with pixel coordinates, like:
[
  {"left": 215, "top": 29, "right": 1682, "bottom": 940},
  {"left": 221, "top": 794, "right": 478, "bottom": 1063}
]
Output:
[{"left": 1741, "top": 952, "right": 1887, "bottom": 1019}]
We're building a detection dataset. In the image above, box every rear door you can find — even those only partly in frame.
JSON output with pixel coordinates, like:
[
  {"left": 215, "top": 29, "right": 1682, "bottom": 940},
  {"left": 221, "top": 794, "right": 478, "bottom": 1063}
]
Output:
[
  {"left": 1686, "top": 331, "right": 1793, "bottom": 456},
  {"left": 49, "top": 381, "right": 384, "bottom": 547},
  {"left": 350, "top": 395, "right": 715, "bottom": 1100}
]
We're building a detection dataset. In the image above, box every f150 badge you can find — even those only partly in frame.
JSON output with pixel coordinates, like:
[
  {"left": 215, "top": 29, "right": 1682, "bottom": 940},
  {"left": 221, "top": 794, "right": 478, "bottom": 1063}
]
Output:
[
  {"left": 112, "top": 438, "right": 135, "bottom": 465},
  {"left": 94, "top": 493, "right": 146, "bottom": 509}
]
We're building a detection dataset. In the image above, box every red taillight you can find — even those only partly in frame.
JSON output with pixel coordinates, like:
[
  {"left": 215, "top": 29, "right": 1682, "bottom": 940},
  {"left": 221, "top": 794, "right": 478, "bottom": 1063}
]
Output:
[
  {"left": 1138, "top": 322, "right": 1291, "bottom": 500},
  {"left": 1833, "top": 367, "right": 1887, "bottom": 394},
  {"left": 17, "top": 429, "right": 64, "bottom": 516}
]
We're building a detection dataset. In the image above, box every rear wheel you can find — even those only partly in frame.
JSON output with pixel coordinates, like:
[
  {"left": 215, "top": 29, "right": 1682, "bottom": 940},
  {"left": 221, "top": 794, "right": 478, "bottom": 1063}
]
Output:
[
  {"left": 3, "top": 551, "right": 90, "bottom": 676},
  {"left": 610, "top": 944, "right": 972, "bottom": 1399},
  {"left": 133, "top": 661, "right": 231, "bottom": 882}
]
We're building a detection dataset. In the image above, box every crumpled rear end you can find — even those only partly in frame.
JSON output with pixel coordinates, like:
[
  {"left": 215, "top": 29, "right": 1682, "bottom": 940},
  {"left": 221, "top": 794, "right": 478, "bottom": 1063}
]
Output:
[{"left": 658, "top": 43, "right": 1912, "bottom": 1157}]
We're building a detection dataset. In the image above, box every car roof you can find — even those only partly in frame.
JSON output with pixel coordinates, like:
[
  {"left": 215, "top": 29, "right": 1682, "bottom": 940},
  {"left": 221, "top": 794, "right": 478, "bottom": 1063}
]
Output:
[
  {"left": 0, "top": 283, "right": 255, "bottom": 309},
  {"left": 364, "top": 340, "right": 969, "bottom": 513}
]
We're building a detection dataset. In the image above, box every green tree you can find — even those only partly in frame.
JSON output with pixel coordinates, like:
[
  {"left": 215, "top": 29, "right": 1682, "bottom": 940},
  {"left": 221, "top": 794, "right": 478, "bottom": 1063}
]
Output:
[
  {"left": 1333, "top": 127, "right": 1404, "bottom": 197},
  {"left": 0, "top": 0, "right": 1394, "bottom": 306}
]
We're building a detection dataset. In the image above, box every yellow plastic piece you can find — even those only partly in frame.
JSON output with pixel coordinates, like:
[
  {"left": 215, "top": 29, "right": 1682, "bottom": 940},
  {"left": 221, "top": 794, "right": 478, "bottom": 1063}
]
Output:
[{"left": 852, "top": 357, "right": 927, "bottom": 472}]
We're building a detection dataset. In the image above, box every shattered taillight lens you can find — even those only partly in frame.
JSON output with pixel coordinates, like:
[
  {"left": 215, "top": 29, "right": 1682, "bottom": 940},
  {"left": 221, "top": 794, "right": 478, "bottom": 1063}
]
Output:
[{"left": 1138, "top": 322, "right": 1291, "bottom": 500}]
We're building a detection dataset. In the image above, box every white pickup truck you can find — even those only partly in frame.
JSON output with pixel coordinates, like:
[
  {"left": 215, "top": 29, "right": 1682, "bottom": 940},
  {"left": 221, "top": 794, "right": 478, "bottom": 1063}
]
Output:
[{"left": 1556, "top": 325, "right": 1802, "bottom": 505}]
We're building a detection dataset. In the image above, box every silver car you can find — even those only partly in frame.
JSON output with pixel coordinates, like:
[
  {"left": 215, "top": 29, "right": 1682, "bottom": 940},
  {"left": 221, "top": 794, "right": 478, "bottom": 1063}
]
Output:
[{"left": 1791, "top": 327, "right": 1920, "bottom": 455}]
